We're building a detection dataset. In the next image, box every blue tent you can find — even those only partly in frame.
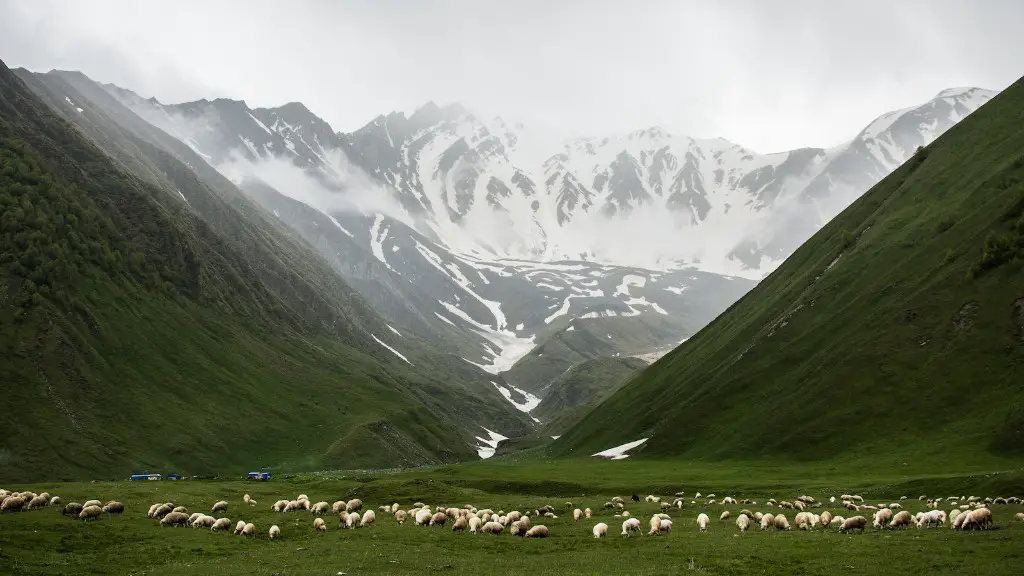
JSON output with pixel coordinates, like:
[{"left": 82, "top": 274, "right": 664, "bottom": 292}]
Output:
[
  {"left": 247, "top": 471, "right": 271, "bottom": 480},
  {"left": 129, "top": 473, "right": 161, "bottom": 481}
]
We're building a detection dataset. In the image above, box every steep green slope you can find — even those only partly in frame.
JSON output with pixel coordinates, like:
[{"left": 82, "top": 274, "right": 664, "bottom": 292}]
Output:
[
  {"left": 0, "top": 60, "right": 523, "bottom": 483},
  {"left": 533, "top": 356, "right": 648, "bottom": 435},
  {"left": 502, "top": 315, "right": 685, "bottom": 394},
  {"left": 557, "top": 77, "right": 1024, "bottom": 466}
]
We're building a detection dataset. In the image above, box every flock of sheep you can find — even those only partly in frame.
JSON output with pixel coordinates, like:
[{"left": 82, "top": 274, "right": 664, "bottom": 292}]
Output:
[
  {"left": 0, "top": 489, "right": 124, "bottom": 519},
  {"left": 4, "top": 487, "right": 1022, "bottom": 543}
]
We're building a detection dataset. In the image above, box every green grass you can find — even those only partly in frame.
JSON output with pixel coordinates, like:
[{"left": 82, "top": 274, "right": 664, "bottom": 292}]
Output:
[
  {"left": 533, "top": 356, "right": 648, "bottom": 434},
  {"left": 2, "top": 461, "right": 1023, "bottom": 575},
  {"left": 556, "top": 76, "right": 1024, "bottom": 467},
  {"left": 0, "top": 59, "right": 530, "bottom": 484}
]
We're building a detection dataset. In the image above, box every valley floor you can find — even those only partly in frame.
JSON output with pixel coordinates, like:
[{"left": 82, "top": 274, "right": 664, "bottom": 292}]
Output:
[{"left": 1, "top": 460, "right": 1022, "bottom": 575}]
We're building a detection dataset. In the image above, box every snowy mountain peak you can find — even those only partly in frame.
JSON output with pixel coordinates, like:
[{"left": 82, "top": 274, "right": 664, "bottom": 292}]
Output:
[{"left": 105, "top": 82, "right": 997, "bottom": 278}]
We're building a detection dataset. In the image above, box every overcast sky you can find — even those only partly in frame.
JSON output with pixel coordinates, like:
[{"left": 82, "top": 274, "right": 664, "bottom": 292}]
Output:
[{"left": 2, "top": 0, "right": 1021, "bottom": 152}]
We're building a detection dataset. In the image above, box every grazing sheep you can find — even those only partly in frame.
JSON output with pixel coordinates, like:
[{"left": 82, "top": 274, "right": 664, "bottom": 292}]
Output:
[
  {"left": 430, "top": 512, "right": 447, "bottom": 526},
  {"left": 79, "top": 505, "right": 102, "bottom": 520},
  {"left": 25, "top": 496, "right": 49, "bottom": 510},
  {"left": 736, "top": 514, "right": 750, "bottom": 532},
  {"left": 510, "top": 520, "right": 525, "bottom": 536},
  {"left": 583, "top": 507, "right": 593, "bottom": 519},
  {"left": 415, "top": 509, "right": 433, "bottom": 526},
  {"left": 63, "top": 502, "right": 84, "bottom": 516},
  {"left": 648, "top": 515, "right": 662, "bottom": 535},
  {"left": 573, "top": 508, "right": 583, "bottom": 522},
  {"left": 160, "top": 511, "right": 189, "bottom": 526},
  {"left": 193, "top": 515, "right": 216, "bottom": 529},
  {"left": 103, "top": 501, "right": 124, "bottom": 514},
  {"left": 1, "top": 496, "right": 26, "bottom": 512},
  {"left": 794, "top": 512, "right": 813, "bottom": 531},
  {"left": 697, "top": 513, "right": 710, "bottom": 532},
  {"left": 345, "top": 512, "right": 359, "bottom": 529},
  {"left": 269, "top": 525, "right": 280, "bottom": 540},
  {"left": 760, "top": 513, "right": 774, "bottom": 530},
  {"left": 872, "top": 509, "right": 894, "bottom": 530},
  {"left": 774, "top": 514, "right": 791, "bottom": 531},
  {"left": 621, "top": 517, "right": 642, "bottom": 537},
  {"left": 889, "top": 510, "right": 912, "bottom": 529},
  {"left": 452, "top": 517, "right": 468, "bottom": 532},
  {"left": 720, "top": 510, "right": 731, "bottom": 521},
  {"left": 482, "top": 521, "right": 504, "bottom": 534},
  {"left": 361, "top": 510, "right": 376, "bottom": 527},
  {"left": 83, "top": 499, "right": 102, "bottom": 508},
  {"left": 960, "top": 508, "right": 993, "bottom": 531},
  {"left": 469, "top": 516, "right": 483, "bottom": 533},
  {"left": 211, "top": 501, "right": 228, "bottom": 514},
  {"left": 311, "top": 502, "right": 329, "bottom": 515},
  {"left": 272, "top": 500, "right": 288, "bottom": 512},
  {"left": 593, "top": 522, "right": 609, "bottom": 538},
  {"left": 314, "top": 518, "right": 327, "bottom": 532},
  {"left": 331, "top": 500, "right": 346, "bottom": 514},
  {"left": 820, "top": 510, "right": 833, "bottom": 528},
  {"left": 239, "top": 522, "right": 255, "bottom": 537},
  {"left": 346, "top": 499, "right": 363, "bottom": 513},
  {"left": 839, "top": 516, "right": 868, "bottom": 532},
  {"left": 525, "top": 525, "right": 549, "bottom": 538},
  {"left": 48, "top": 496, "right": 61, "bottom": 507},
  {"left": 172, "top": 506, "right": 188, "bottom": 514},
  {"left": 212, "top": 518, "right": 232, "bottom": 532},
  {"left": 831, "top": 516, "right": 845, "bottom": 526},
  {"left": 395, "top": 510, "right": 408, "bottom": 524}
]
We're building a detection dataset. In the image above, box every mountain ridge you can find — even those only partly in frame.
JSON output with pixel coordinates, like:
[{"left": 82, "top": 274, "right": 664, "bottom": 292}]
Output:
[{"left": 554, "top": 76, "right": 1024, "bottom": 466}]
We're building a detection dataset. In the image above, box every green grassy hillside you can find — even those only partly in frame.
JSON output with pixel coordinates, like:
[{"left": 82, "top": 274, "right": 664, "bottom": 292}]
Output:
[
  {"left": 556, "top": 76, "right": 1024, "bottom": 467},
  {"left": 0, "top": 59, "right": 526, "bottom": 483},
  {"left": 533, "top": 357, "right": 647, "bottom": 435}
]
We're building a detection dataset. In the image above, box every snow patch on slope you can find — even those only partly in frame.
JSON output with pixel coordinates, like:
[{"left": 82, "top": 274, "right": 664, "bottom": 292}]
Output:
[
  {"left": 371, "top": 334, "right": 413, "bottom": 365},
  {"left": 474, "top": 427, "right": 508, "bottom": 459},
  {"left": 592, "top": 438, "right": 649, "bottom": 460}
]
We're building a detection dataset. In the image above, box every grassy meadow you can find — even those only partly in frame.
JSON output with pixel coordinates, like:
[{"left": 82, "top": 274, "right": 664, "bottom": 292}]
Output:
[{"left": 2, "top": 460, "right": 1022, "bottom": 575}]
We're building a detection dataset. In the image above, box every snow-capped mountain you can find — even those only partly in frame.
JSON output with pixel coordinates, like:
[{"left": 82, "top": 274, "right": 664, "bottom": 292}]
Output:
[
  {"left": 109, "top": 84, "right": 993, "bottom": 279},
  {"left": 99, "top": 81, "right": 993, "bottom": 418}
]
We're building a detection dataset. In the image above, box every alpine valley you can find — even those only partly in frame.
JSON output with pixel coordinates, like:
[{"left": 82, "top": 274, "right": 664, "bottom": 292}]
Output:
[{"left": 0, "top": 60, "right": 997, "bottom": 478}]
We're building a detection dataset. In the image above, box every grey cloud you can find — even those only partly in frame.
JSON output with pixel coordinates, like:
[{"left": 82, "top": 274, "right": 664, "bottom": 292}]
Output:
[{"left": 1, "top": 0, "right": 1021, "bottom": 151}]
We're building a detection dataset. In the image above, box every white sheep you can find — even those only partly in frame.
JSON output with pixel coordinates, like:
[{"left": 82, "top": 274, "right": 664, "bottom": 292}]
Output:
[
  {"left": 889, "top": 511, "right": 912, "bottom": 529},
  {"left": 314, "top": 518, "right": 327, "bottom": 532},
  {"left": 584, "top": 507, "right": 593, "bottom": 519},
  {"left": 234, "top": 520, "right": 246, "bottom": 534},
  {"left": 482, "top": 521, "right": 504, "bottom": 534},
  {"left": 311, "top": 502, "right": 329, "bottom": 515},
  {"left": 525, "top": 525, "right": 549, "bottom": 538},
  {"left": 872, "top": 508, "right": 893, "bottom": 530},
  {"left": 736, "top": 514, "right": 750, "bottom": 532},
  {"left": 345, "top": 512, "right": 359, "bottom": 529},
  {"left": 211, "top": 518, "right": 232, "bottom": 531},
  {"left": 697, "top": 513, "right": 710, "bottom": 532},
  {"left": 415, "top": 509, "right": 432, "bottom": 526},
  {"left": 774, "top": 514, "right": 791, "bottom": 531},
  {"left": 720, "top": 510, "right": 731, "bottom": 521},
  {"left": 839, "top": 516, "right": 867, "bottom": 532},
  {"left": 395, "top": 510, "right": 408, "bottom": 524},
  {"left": 102, "top": 501, "right": 124, "bottom": 514},
  {"left": 211, "top": 501, "right": 228, "bottom": 514},
  {"left": 83, "top": 499, "right": 102, "bottom": 508},
  {"left": 49, "top": 496, "right": 62, "bottom": 507},
  {"left": 469, "top": 516, "right": 482, "bottom": 533},
  {"left": 346, "top": 499, "right": 363, "bottom": 513},
  {"left": 820, "top": 510, "right": 833, "bottom": 528},
  {"left": 79, "top": 505, "right": 103, "bottom": 520},
  {"left": 269, "top": 525, "right": 280, "bottom": 539},
  {"left": 453, "top": 517, "right": 469, "bottom": 532},
  {"left": 573, "top": 508, "right": 583, "bottom": 522},
  {"left": 621, "top": 517, "right": 642, "bottom": 537},
  {"left": 361, "top": 510, "right": 376, "bottom": 527},
  {"left": 593, "top": 522, "right": 608, "bottom": 538}
]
